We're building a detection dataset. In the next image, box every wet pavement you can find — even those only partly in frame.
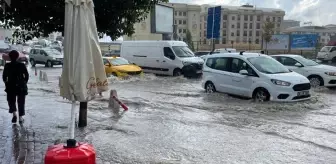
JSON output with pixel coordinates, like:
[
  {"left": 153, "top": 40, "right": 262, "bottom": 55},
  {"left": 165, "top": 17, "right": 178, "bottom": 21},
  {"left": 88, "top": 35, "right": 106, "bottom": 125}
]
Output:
[{"left": 1, "top": 65, "right": 336, "bottom": 163}]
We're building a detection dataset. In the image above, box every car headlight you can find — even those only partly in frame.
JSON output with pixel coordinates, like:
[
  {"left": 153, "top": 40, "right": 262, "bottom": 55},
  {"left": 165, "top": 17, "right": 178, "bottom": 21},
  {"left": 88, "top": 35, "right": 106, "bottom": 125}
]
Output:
[
  {"left": 271, "top": 79, "right": 291, "bottom": 86},
  {"left": 325, "top": 72, "right": 336, "bottom": 76}
]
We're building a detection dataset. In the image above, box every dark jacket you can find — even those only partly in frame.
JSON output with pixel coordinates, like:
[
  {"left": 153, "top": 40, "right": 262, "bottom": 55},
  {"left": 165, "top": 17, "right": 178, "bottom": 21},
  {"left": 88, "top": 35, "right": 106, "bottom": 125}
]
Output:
[{"left": 2, "top": 61, "right": 29, "bottom": 95}]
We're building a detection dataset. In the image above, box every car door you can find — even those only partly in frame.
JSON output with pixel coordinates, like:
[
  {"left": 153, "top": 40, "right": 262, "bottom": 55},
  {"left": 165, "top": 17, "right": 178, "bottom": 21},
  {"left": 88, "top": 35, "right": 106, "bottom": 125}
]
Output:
[
  {"left": 34, "top": 49, "right": 41, "bottom": 63},
  {"left": 276, "top": 56, "right": 307, "bottom": 76},
  {"left": 40, "top": 50, "right": 49, "bottom": 63},
  {"left": 229, "top": 58, "right": 258, "bottom": 97},
  {"left": 162, "top": 47, "right": 178, "bottom": 75},
  {"left": 207, "top": 57, "right": 232, "bottom": 93}
]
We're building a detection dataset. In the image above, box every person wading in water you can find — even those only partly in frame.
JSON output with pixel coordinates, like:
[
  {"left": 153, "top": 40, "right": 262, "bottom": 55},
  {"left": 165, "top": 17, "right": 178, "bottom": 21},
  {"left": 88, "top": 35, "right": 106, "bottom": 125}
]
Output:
[{"left": 2, "top": 50, "right": 29, "bottom": 124}]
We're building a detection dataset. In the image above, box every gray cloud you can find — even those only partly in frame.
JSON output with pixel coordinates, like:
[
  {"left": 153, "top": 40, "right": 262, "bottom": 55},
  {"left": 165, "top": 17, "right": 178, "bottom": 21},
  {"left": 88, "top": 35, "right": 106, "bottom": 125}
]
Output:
[{"left": 169, "top": 0, "right": 335, "bottom": 25}]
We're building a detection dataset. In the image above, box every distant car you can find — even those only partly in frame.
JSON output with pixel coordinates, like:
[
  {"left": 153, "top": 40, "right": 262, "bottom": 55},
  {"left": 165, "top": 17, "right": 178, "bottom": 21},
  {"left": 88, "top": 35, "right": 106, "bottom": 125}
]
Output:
[
  {"left": 202, "top": 52, "right": 311, "bottom": 102},
  {"left": 0, "top": 43, "right": 28, "bottom": 65},
  {"left": 102, "top": 56, "right": 143, "bottom": 77},
  {"left": 194, "top": 51, "right": 220, "bottom": 61},
  {"left": 29, "top": 48, "right": 64, "bottom": 67},
  {"left": 317, "top": 46, "right": 336, "bottom": 62},
  {"left": 272, "top": 54, "right": 336, "bottom": 89}
]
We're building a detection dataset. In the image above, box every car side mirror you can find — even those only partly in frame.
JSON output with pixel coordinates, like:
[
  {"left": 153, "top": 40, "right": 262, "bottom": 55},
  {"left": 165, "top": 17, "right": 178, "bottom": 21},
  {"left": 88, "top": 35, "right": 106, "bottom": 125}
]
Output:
[
  {"left": 239, "top": 70, "right": 249, "bottom": 75},
  {"left": 295, "top": 63, "right": 303, "bottom": 67}
]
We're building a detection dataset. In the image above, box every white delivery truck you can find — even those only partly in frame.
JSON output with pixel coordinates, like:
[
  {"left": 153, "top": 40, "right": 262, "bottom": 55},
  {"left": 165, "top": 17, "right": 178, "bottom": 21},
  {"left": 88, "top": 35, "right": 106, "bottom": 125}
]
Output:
[{"left": 120, "top": 41, "right": 204, "bottom": 76}]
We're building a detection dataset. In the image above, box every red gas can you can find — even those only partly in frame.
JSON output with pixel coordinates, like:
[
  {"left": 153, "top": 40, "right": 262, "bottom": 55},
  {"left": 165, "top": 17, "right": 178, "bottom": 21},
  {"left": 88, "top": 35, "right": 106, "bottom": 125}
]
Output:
[{"left": 45, "top": 139, "right": 96, "bottom": 164}]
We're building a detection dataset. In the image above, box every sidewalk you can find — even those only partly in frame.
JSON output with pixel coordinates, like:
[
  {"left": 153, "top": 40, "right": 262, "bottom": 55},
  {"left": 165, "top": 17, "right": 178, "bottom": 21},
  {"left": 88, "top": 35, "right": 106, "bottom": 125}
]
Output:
[{"left": 0, "top": 77, "right": 115, "bottom": 164}]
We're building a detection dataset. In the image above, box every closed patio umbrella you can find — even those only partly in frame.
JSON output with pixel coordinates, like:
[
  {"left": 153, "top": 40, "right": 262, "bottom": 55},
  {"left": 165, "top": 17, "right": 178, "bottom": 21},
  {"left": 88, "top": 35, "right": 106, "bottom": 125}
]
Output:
[{"left": 60, "top": 0, "right": 108, "bottom": 139}]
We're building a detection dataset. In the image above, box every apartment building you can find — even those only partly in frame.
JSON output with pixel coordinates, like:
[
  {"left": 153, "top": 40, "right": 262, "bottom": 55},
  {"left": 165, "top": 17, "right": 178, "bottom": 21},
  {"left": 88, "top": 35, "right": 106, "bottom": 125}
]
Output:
[
  {"left": 199, "top": 4, "right": 285, "bottom": 48},
  {"left": 123, "top": 3, "right": 201, "bottom": 44}
]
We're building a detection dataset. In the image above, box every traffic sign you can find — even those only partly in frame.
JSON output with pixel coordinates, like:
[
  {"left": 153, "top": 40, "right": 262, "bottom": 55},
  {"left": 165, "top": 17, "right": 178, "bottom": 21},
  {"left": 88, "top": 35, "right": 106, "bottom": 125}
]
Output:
[{"left": 206, "top": 6, "right": 221, "bottom": 39}]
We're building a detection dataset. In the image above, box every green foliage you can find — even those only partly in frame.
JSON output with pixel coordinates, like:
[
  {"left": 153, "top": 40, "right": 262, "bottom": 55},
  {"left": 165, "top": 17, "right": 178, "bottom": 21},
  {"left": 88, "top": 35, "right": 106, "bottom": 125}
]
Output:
[
  {"left": 262, "top": 20, "right": 275, "bottom": 50},
  {"left": 0, "top": 0, "right": 168, "bottom": 40},
  {"left": 185, "top": 29, "right": 194, "bottom": 51}
]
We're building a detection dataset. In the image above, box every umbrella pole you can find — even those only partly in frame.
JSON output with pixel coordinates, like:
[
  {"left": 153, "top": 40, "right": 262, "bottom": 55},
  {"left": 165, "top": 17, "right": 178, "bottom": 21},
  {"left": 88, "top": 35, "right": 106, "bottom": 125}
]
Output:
[{"left": 70, "top": 101, "right": 76, "bottom": 139}]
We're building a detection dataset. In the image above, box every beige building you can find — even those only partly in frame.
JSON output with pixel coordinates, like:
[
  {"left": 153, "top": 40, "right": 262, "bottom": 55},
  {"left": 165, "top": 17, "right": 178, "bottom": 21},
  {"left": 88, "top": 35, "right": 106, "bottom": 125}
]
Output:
[
  {"left": 199, "top": 4, "right": 285, "bottom": 49},
  {"left": 123, "top": 3, "right": 201, "bottom": 44}
]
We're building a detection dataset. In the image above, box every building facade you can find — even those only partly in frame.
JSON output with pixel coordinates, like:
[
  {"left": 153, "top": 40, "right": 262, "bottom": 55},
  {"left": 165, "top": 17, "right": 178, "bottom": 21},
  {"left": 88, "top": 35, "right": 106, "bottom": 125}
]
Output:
[
  {"left": 281, "top": 20, "right": 300, "bottom": 32},
  {"left": 123, "top": 3, "right": 201, "bottom": 43},
  {"left": 199, "top": 4, "right": 285, "bottom": 49}
]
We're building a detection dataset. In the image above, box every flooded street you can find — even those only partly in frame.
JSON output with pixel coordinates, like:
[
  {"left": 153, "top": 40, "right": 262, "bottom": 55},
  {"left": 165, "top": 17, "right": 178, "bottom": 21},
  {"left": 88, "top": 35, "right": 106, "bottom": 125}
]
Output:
[{"left": 25, "top": 66, "right": 336, "bottom": 163}]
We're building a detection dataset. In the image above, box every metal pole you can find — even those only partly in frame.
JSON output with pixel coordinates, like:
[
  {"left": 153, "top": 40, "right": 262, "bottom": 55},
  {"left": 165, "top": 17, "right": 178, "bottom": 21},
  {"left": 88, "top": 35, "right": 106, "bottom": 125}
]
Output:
[{"left": 70, "top": 101, "right": 76, "bottom": 139}]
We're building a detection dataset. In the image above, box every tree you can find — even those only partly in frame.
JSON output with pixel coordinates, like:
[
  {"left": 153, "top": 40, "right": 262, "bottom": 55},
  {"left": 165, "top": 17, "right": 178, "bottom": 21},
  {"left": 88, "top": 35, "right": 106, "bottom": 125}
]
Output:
[
  {"left": 0, "top": 0, "right": 168, "bottom": 40},
  {"left": 185, "top": 29, "right": 195, "bottom": 51},
  {"left": 262, "top": 20, "right": 275, "bottom": 51}
]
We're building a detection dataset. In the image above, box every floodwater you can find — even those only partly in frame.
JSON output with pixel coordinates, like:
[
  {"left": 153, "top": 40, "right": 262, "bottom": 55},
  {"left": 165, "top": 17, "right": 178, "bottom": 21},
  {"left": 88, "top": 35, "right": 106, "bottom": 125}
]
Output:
[{"left": 28, "top": 66, "right": 336, "bottom": 164}]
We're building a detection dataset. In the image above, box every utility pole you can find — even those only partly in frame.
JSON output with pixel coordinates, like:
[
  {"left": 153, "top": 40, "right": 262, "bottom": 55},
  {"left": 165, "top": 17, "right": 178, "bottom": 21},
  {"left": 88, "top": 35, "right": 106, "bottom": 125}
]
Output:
[{"left": 78, "top": 102, "right": 87, "bottom": 127}]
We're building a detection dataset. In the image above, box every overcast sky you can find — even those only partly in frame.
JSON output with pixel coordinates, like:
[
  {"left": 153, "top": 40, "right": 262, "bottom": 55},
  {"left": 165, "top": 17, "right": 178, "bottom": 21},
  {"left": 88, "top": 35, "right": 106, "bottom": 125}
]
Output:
[{"left": 169, "top": 0, "right": 335, "bottom": 26}]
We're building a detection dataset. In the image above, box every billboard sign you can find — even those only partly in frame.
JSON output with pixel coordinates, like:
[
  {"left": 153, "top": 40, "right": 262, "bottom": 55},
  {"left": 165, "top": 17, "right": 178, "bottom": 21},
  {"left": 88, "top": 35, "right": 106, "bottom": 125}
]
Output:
[
  {"left": 151, "top": 4, "right": 174, "bottom": 34},
  {"left": 263, "top": 34, "right": 289, "bottom": 50},
  {"left": 206, "top": 6, "right": 221, "bottom": 39},
  {"left": 291, "top": 34, "right": 318, "bottom": 50}
]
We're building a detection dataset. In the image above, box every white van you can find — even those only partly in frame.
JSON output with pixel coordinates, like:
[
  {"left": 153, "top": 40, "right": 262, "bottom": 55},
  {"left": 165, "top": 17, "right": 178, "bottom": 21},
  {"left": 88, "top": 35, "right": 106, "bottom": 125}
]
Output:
[{"left": 120, "top": 41, "right": 204, "bottom": 76}]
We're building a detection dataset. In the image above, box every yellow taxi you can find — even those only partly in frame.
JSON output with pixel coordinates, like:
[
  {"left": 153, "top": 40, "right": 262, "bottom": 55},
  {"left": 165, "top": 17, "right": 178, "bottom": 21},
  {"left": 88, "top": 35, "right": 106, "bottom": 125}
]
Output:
[{"left": 102, "top": 56, "right": 143, "bottom": 78}]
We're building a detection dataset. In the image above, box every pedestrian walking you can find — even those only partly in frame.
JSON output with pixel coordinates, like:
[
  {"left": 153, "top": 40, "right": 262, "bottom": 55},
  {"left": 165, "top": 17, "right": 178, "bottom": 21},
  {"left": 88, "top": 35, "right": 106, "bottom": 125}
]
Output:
[{"left": 2, "top": 50, "right": 29, "bottom": 124}]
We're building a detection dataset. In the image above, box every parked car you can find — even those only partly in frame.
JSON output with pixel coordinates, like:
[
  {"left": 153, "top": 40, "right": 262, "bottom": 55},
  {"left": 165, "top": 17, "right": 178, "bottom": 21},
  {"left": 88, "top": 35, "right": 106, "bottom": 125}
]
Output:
[
  {"left": 202, "top": 52, "right": 311, "bottom": 102},
  {"left": 103, "top": 56, "right": 142, "bottom": 77},
  {"left": 0, "top": 43, "right": 28, "bottom": 65},
  {"left": 272, "top": 54, "right": 336, "bottom": 89},
  {"left": 317, "top": 46, "right": 336, "bottom": 62},
  {"left": 121, "top": 41, "right": 204, "bottom": 76},
  {"left": 29, "top": 48, "right": 63, "bottom": 67}
]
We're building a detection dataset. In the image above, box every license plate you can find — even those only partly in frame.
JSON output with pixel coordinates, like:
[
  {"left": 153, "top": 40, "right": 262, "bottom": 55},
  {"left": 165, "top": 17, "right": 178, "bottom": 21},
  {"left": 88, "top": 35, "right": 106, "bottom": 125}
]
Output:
[{"left": 297, "top": 91, "right": 309, "bottom": 96}]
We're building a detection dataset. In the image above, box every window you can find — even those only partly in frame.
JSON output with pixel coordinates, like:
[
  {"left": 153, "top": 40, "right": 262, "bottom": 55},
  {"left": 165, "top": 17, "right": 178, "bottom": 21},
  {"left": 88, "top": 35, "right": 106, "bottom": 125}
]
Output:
[
  {"left": 179, "top": 20, "right": 182, "bottom": 24},
  {"left": 322, "top": 39, "right": 325, "bottom": 42},
  {"left": 276, "top": 57, "right": 299, "bottom": 66},
  {"left": 238, "top": 15, "right": 241, "bottom": 21},
  {"left": 183, "top": 29, "right": 186, "bottom": 33},
  {"left": 236, "top": 30, "right": 240, "bottom": 36},
  {"left": 255, "top": 39, "right": 260, "bottom": 44},
  {"left": 174, "top": 20, "right": 177, "bottom": 24},
  {"left": 244, "top": 23, "right": 247, "bottom": 29},
  {"left": 243, "top": 31, "right": 247, "bottom": 36},
  {"left": 277, "top": 23, "right": 280, "bottom": 28},
  {"left": 40, "top": 50, "right": 47, "bottom": 56},
  {"left": 248, "top": 56, "right": 290, "bottom": 74},
  {"left": 231, "top": 58, "right": 256, "bottom": 75},
  {"left": 179, "top": 12, "right": 182, "bottom": 16},
  {"left": 250, "top": 15, "right": 253, "bottom": 21},
  {"left": 183, "top": 12, "right": 186, "bottom": 16},
  {"left": 244, "top": 15, "right": 248, "bottom": 21},
  {"left": 175, "top": 11, "right": 177, "bottom": 16},
  {"left": 249, "top": 31, "right": 252, "bottom": 37},
  {"left": 163, "top": 47, "right": 175, "bottom": 60},
  {"left": 266, "top": 17, "right": 270, "bottom": 21},
  {"left": 183, "top": 20, "right": 186, "bottom": 24},
  {"left": 256, "top": 31, "right": 260, "bottom": 36},
  {"left": 277, "top": 17, "right": 281, "bottom": 22},
  {"left": 231, "top": 32, "right": 234, "bottom": 36},
  {"left": 222, "top": 38, "right": 226, "bottom": 44},
  {"left": 231, "top": 24, "right": 235, "bottom": 28},
  {"left": 223, "top": 15, "right": 227, "bottom": 20},
  {"left": 223, "top": 30, "right": 227, "bottom": 36},
  {"left": 237, "top": 23, "right": 240, "bottom": 28},
  {"left": 249, "top": 23, "right": 252, "bottom": 29},
  {"left": 232, "top": 16, "right": 235, "bottom": 20},
  {"left": 206, "top": 57, "right": 229, "bottom": 71},
  {"left": 179, "top": 29, "right": 182, "bottom": 33},
  {"left": 256, "top": 23, "right": 260, "bottom": 29},
  {"left": 257, "top": 15, "right": 261, "bottom": 21},
  {"left": 203, "top": 39, "right": 206, "bottom": 44},
  {"left": 215, "top": 39, "right": 219, "bottom": 44},
  {"left": 223, "top": 22, "right": 227, "bottom": 28},
  {"left": 272, "top": 17, "right": 275, "bottom": 22}
]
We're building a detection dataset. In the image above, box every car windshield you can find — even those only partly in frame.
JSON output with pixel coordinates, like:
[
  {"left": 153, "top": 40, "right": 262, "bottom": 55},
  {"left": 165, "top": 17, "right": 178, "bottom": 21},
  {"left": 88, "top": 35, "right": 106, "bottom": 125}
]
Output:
[
  {"left": 248, "top": 56, "right": 290, "bottom": 74},
  {"left": 109, "top": 58, "right": 129, "bottom": 66},
  {"left": 172, "top": 46, "right": 195, "bottom": 58},
  {"left": 320, "top": 47, "right": 332, "bottom": 52},
  {"left": 294, "top": 56, "right": 319, "bottom": 66},
  {"left": 45, "top": 49, "right": 61, "bottom": 55}
]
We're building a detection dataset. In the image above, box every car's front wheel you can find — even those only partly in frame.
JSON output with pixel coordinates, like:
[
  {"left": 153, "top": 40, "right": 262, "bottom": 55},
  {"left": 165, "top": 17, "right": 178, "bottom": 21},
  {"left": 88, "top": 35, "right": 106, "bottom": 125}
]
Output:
[
  {"left": 205, "top": 82, "right": 216, "bottom": 93},
  {"left": 308, "top": 76, "right": 323, "bottom": 88},
  {"left": 253, "top": 88, "right": 270, "bottom": 102},
  {"left": 30, "top": 59, "right": 36, "bottom": 67}
]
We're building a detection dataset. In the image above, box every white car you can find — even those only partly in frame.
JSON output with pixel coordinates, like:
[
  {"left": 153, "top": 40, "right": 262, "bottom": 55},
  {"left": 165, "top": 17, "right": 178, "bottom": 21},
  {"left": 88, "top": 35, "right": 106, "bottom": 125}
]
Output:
[
  {"left": 202, "top": 52, "right": 311, "bottom": 102},
  {"left": 316, "top": 46, "right": 336, "bottom": 62},
  {"left": 272, "top": 54, "right": 336, "bottom": 89}
]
